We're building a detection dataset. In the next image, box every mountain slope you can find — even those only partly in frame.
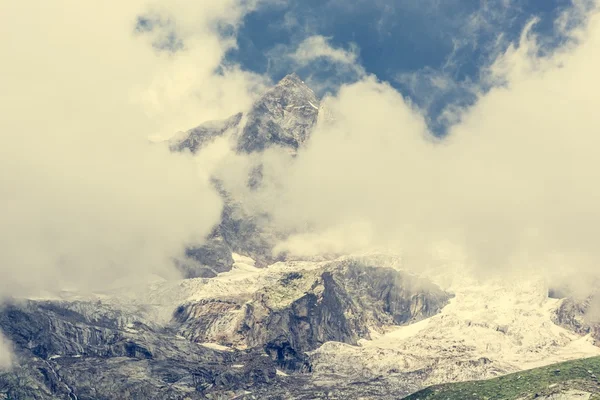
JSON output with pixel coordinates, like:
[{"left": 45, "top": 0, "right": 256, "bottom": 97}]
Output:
[
  {"left": 169, "top": 112, "right": 243, "bottom": 154},
  {"left": 403, "top": 356, "right": 600, "bottom": 400},
  {"left": 172, "top": 74, "right": 320, "bottom": 277},
  {"left": 0, "top": 256, "right": 452, "bottom": 399},
  {"left": 236, "top": 73, "right": 319, "bottom": 154}
]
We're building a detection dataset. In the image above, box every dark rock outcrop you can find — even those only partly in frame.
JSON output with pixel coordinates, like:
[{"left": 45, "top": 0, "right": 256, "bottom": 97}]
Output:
[
  {"left": 180, "top": 234, "right": 235, "bottom": 279},
  {"left": 236, "top": 73, "right": 319, "bottom": 154},
  {"left": 0, "top": 258, "right": 452, "bottom": 399},
  {"left": 242, "top": 261, "right": 451, "bottom": 370},
  {"left": 169, "top": 112, "right": 243, "bottom": 154},
  {"left": 0, "top": 300, "right": 280, "bottom": 399},
  {"left": 171, "top": 73, "right": 318, "bottom": 156}
]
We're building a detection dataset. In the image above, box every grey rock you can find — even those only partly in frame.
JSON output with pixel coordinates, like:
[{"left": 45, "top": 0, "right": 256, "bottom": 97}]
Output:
[
  {"left": 217, "top": 196, "right": 281, "bottom": 268},
  {"left": 175, "top": 260, "right": 452, "bottom": 372},
  {"left": 169, "top": 112, "right": 242, "bottom": 154},
  {"left": 170, "top": 73, "right": 319, "bottom": 156},
  {"left": 171, "top": 74, "right": 319, "bottom": 273},
  {"left": 0, "top": 300, "right": 280, "bottom": 400},
  {"left": 0, "top": 258, "right": 451, "bottom": 399},
  {"left": 244, "top": 261, "right": 452, "bottom": 370},
  {"left": 237, "top": 73, "right": 319, "bottom": 154}
]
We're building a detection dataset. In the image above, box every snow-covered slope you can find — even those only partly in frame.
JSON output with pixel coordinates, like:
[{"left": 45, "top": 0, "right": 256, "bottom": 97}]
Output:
[
  {"left": 308, "top": 269, "right": 600, "bottom": 392},
  {"left": 236, "top": 73, "right": 319, "bottom": 154},
  {"left": 3, "top": 253, "right": 600, "bottom": 399},
  {"left": 167, "top": 74, "right": 322, "bottom": 277}
]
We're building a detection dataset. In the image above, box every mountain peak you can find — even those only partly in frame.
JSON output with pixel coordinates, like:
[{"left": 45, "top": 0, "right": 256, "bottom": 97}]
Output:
[
  {"left": 277, "top": 73, "right": 303, "bottom": 86},
  {"left": 236, "top": 73, "right": 320, "bottom": 153}
]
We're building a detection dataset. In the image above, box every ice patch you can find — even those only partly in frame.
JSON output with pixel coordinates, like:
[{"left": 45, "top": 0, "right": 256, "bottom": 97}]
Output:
[
  {"left": 309, "top": 274, "right": 600, "bottom": 389},
  {"left": 200, "top": 343, "right": 234, "bottom": 352}
]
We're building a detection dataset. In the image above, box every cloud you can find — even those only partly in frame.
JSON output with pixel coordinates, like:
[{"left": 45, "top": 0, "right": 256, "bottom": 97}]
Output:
[
  {"left": 291, "top": 35, "right": 360, "bottom": 66},
  {"left": 217, "top": 2, "right": 600, "bottom": 293},
  {"left": 0, "top": 333, "right": 13, "bottom": 371},
  {"left": 0, "top": 0, "right": 268, "bottom": 300},
  {"left": 395, "top": 67, "right": 479, "bottom": 132},
  {"left": 262, "top": 35, "right": 365, "bottom": 95},
  {"left": 392, "top": 0, "right": 586, "bottom": 135}
]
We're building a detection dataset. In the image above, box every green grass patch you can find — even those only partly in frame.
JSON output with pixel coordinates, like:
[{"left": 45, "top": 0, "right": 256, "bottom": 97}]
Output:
[{"left": 403, "top": 356, "right": 600, "bottom": 400}]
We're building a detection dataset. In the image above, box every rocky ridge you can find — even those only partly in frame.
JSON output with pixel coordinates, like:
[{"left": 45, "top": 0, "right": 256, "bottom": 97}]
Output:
[
  {"left": 173, "top": 74, "right": 320, "bottom": 277},
  {"left": 0, "top": 256, "right": 452, "bottom": 399},
  {"left": 3, "top": 74, "right": 600, "bottom": 400}
]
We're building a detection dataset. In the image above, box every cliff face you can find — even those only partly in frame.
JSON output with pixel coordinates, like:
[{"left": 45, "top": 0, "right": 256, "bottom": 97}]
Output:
[
  {"left": 0, "top": 300, "right": 279, "bottom": 399},
  {"left": 242, "top": 262, "right": 451, "bottom": 370},
  {"left": 0, "top": 258, "right": 452, "bottom": 399},
  {"left": 236, "top": 73, "right": 319, "bottom": 154},
  {"left": 170, "top": 74, "right": 320, "bottom": 277},
  {"left": 168, "top": 112, "right": 243, "bottom": 154},
  {"left": 170, "top": 73, "right": 318, "bottom": 156},
  {"left": 174, "top": 260, "right": 452, "bottom": 372},
  {"left": 0, "top": 72, "right": 477, "bottom": 400}
]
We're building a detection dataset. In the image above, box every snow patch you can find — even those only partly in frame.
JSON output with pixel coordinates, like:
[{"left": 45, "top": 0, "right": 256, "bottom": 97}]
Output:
[
  {"left": 200, "top": 343, "right": 234, "bottom": 352},
  {"left": 310, "top": 273, "right": 600, "bottom": 389}
]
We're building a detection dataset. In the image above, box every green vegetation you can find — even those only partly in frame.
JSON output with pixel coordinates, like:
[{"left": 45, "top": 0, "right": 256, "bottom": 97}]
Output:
[{"left": 403, "top": 357, "right": 600, "bottom": 400}]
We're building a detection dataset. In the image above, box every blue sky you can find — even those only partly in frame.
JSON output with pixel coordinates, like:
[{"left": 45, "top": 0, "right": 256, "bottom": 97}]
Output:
[{"left": 224, "top": 0, "right": 578, "bottom": 134}]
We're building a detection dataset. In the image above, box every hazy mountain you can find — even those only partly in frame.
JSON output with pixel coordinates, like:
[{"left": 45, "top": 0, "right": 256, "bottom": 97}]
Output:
[
  {"left": 173, "top": 74, "right": 321, "bottom": 278},
  {"left": 2, "top": 76, "right": 600, "bottom": 400}
]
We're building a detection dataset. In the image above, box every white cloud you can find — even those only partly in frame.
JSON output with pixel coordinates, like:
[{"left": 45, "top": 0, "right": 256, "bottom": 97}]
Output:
[
  {"left": 2, "top": 0, "right": 600, "bottom": 366},
  {"left": 0, "top": 0, "right": 267, "bottom": 299},
  {"left": 0, "top": 333, "right": 13, "bottom": 371},
  {"left": 291, "top": 35, "right": 360, "bottom": 66},
  {"left": 218, "top": 2, "right": 600, "bottom": 294}
]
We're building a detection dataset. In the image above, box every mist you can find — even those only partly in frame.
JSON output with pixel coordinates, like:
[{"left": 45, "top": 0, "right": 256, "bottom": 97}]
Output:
[
  {"left": 212, "top": 3, "right": 600, "bottom": 294},
  {"left": 0, "top": 0, "right": 267, "bottom": 297},
  {"left": 0, "top": 333, "right": 12, "bottom": 370}
]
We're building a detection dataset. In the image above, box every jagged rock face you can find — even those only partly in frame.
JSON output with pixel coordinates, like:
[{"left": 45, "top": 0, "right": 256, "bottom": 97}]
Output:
[
  {"left": 237, "top": 73, "right": 319, "bottom": 154},
  {"left": 217, "top": 198, "right": 282, "bottom": 268},
  {"left": 169, "top": 112, "right": 242, "bottom": 154},
  {"left": 171, "top": 73, "right": 318, "bottom": 156},
  {"left": 0, "top": 258, "right": 452, "bottom": 399},
  {"left": 553, "top": 295, "right": 600, "bottom": 345},
  {"left": 242, "top": 262, "right": 451, "bottom": 370},
  {"left": 0, "top": 300, "right": 280, "bottom": 399},
  {"left": 180, "top": 234, "right": 235, "bottom": 279},
  {"left": 174, "top": 261, "right": 452, "bottom": 372},
  {"left": 173, "top": 298, "right": 245, "bottom": 346},
  {"left": 178, "top": 192, "right": 281, "bottom": 277}
]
